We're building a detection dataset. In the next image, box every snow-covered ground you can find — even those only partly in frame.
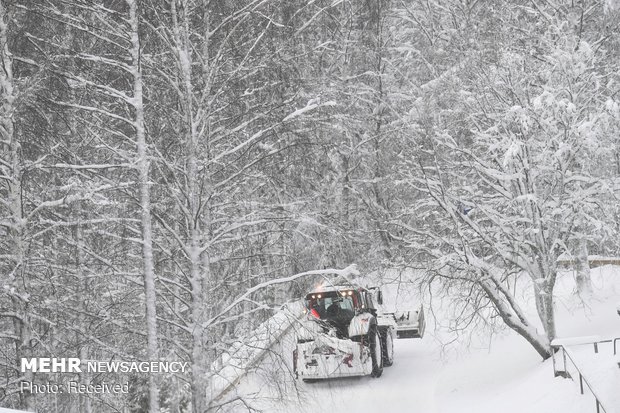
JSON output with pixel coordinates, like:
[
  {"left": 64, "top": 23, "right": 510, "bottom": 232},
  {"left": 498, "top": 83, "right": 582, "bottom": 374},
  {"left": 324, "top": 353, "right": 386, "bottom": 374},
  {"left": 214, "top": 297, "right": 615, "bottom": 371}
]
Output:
[
  {"left": 216, "top": 265, "right": 620, "bottom": 413},
  {"left": 566, "top": 342, "right": 620, "bottom": 413}
]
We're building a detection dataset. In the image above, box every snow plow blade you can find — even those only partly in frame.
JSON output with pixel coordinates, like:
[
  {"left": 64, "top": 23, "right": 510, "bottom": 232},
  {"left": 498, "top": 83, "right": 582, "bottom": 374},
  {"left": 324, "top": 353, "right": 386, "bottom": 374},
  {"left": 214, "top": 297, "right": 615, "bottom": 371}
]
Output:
[
  {"left": 394, "top": 307, "right": 425, "bottom": 339},
  {"left": 294, "top": 335, "right": 372, "bottom": 380}
]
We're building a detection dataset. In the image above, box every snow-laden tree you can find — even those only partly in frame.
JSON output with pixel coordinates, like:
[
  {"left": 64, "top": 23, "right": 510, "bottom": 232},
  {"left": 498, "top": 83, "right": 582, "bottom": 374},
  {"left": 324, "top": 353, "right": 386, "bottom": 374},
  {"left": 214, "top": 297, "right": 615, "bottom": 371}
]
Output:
[
  {"left": 4, "top": 0, "right": 620, "bottom": 410},
  {"left": 14, "top": 1, "right": 165, "bottom": 410},
  {"left": 143, "top": 1, "right": 291, "bottom": 409},
  {"left": 137, "top": 1, "right": 344, "bottom": 410},
  {"left": 0, "top": 3, "right": 89, "bottom": 409},
  {"left": 270, "top": 0, "right": 415, "bottom": 270},
  {"left": 393, "top": 2, "right": 618, "bottom": 359},
  {"left": 0, "top": 2, "right": 34, "bottom": 409}
]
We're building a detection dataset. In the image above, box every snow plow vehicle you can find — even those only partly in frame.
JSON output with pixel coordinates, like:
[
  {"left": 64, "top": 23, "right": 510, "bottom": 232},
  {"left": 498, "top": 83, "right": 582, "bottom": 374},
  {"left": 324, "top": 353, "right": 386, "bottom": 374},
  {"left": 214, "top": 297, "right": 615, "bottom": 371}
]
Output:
[{"left": 293, "top": 284, "right": 424, "bottom": 381}]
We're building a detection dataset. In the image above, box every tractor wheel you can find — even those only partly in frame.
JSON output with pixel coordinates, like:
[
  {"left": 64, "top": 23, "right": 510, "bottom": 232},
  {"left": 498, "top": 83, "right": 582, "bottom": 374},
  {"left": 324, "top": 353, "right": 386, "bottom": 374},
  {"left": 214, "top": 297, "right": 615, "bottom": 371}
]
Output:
[
  {"left": 380, "top": 328, "right": 394, "bottom": 367},
  {"left": 369, "top": 327, "right": 384, "bottom": 378}
]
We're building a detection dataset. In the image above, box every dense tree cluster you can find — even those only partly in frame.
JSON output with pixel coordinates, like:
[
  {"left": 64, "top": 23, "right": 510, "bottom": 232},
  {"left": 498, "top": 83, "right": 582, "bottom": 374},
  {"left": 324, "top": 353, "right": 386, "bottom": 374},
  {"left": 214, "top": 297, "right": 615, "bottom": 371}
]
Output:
[{"left": 1, "top": 0, "right": 619, "bottom": 411}]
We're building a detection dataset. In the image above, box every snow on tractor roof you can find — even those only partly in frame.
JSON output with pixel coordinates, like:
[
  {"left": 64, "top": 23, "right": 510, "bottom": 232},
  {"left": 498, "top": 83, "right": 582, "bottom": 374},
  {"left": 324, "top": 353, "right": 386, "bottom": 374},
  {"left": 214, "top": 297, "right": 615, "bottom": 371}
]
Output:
[{"left": 307, "top": 285, "right": 366, "bottom": 294}]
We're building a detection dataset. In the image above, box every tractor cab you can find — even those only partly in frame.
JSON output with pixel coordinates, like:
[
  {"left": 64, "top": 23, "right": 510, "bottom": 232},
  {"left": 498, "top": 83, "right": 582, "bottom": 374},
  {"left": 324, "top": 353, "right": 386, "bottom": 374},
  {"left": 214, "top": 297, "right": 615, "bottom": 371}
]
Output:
[{"left": 305, "top": 287, "right": 376, "bottom": 338}]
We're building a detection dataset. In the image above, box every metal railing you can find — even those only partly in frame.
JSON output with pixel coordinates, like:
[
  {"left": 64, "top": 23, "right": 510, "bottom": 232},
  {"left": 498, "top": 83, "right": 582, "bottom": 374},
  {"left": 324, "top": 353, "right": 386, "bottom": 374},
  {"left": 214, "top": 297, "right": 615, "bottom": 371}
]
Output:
[
  {"left": 551, "top": 337, "right": 620, "bottom": 413},
  {"left": 584, "top": 337, "right": 620, "bottom": 355}
]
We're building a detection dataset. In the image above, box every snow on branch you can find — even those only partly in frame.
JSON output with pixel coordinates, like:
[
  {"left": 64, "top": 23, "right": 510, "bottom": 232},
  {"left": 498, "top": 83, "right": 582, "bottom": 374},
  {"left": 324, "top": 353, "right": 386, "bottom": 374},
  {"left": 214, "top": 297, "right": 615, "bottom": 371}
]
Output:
[
  {"left": 282, "top": 99, "right": 336, "bottom": 122},
  {"left": 205, "top": 264, "right": 359, "bottom": 327}
]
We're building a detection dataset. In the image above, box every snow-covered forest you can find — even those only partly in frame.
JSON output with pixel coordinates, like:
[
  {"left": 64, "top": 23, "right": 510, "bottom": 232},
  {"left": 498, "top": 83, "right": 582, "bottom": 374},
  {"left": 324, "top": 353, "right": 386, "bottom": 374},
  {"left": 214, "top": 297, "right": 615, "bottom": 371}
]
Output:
[{"left": 2, "top": 0, "right": 620, "bottom": 412}]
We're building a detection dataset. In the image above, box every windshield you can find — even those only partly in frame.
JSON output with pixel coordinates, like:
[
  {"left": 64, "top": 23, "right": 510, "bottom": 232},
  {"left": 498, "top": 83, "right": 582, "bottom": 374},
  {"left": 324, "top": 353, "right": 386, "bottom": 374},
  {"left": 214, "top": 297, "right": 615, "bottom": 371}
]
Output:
[{"left": 305, "top": 290, "right": 357, "bottom": 319}]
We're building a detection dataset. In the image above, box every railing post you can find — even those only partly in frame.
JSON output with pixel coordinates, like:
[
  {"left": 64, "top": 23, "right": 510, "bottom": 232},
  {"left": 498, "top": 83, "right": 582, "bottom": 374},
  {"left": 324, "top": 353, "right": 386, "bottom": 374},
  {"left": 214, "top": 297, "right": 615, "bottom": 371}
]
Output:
[
  {"left": 579, "top": 373, "right": 584, "bottom": 394},
  {"left": 594, "top": 342, "right": 599, "bottom": 354},
  {"left": 596, "top": 399, "right": 600, "bottom": 413},
  {"left": 562, "top": 348, "right": 567, "bottom": 374}
]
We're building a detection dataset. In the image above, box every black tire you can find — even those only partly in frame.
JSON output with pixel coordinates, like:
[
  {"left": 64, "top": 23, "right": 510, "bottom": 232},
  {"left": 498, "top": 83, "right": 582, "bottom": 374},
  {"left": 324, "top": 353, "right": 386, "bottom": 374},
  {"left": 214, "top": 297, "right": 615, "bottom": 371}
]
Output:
[
  {"left": 379, "top": 328, "right": 394, "bottom": 367},
  {"left": 369, "top": 327, "right": 384, "bottom": 378}
]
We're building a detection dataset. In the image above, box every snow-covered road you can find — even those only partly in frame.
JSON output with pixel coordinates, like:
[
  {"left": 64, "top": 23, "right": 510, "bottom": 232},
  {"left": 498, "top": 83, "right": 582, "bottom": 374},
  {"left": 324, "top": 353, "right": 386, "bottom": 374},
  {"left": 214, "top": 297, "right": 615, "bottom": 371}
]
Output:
[
  {"left": 290, "top": 338, "right": 441, "bottom": 412},
  {"left": 217, "top": 329, "right": 592, "bottom": 413},
  {"left": 215, "top": 266, "right": 620, "bottom": 413},
  {"left": 219, "top": 333, "right": 442, "bottom": 413}
]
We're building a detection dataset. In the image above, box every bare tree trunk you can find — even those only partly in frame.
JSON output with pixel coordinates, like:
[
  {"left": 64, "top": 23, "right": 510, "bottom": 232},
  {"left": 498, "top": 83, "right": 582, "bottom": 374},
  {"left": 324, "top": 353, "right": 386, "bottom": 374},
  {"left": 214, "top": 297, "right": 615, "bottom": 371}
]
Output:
[
  {"left": 541, "top": 292, "right": 556, "bottom": 340},
  {"left": 128, "top": 1, "right": 160, "bottom": 411},
  {"left": 471, "top": 259, "right": 553, "bottom": 360},
  {"left": 74, "top": 223, "right": 93, "bottom": 413},
  {"left": 532, "top": 277, "right": 556, "bottom": 342},
  {"left": 575, "top": 238, "right": 593, "bottom": 297},
  {"left": 171, "top": 1, "right": 210, "bottom": 409},
  {"left": 0, "top": 3, "right": 34, "bottom": 410},
  {"left": 481, "top": 279, "right": 552, "bottom": 360}
]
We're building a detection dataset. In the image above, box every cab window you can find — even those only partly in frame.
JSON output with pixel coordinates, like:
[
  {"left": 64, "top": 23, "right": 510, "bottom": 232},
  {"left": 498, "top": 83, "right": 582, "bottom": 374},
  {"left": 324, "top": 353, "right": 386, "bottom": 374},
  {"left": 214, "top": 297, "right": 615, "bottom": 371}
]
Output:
[{"left": 306, "top": 290, "right": 358, "bottom": 319}]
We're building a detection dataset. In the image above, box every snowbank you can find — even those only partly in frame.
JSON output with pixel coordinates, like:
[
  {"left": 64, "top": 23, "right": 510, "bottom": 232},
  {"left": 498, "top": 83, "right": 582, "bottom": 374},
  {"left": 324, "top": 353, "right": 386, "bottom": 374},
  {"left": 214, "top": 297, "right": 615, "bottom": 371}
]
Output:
[{"left": 208, "top": 301, "right": 304, "bottom": 404}]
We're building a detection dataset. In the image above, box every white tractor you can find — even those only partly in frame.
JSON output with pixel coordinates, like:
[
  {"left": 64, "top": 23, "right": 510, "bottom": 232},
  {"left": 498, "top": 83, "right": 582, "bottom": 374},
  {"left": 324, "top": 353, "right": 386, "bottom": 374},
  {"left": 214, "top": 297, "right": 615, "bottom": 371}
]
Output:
[{"left": 293, "top": 284, "right": 424, "bottom": 381}]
